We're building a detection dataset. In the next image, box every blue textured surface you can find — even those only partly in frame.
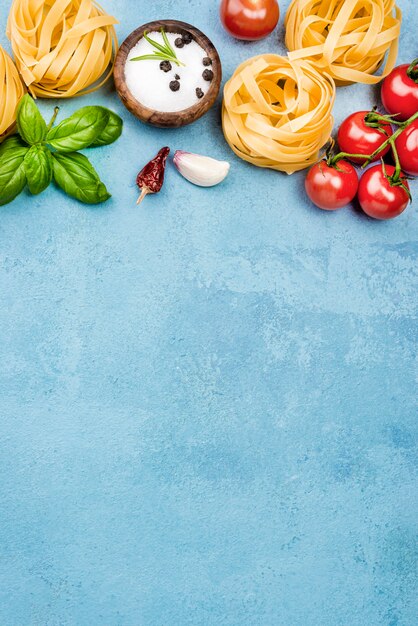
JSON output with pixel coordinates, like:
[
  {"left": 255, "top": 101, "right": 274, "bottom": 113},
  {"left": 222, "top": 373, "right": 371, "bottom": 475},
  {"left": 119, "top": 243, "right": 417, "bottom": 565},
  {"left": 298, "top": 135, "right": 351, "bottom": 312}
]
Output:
[{"left": 0, "top": 1, "right": 417, "bottom": 624}]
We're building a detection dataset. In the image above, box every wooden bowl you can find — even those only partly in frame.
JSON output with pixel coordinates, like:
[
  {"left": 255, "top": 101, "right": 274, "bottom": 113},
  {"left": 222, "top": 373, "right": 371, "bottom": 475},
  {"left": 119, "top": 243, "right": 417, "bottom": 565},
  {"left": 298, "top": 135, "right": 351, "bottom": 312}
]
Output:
[{"left": 114, "top": 20, "right": 222, "bottom": 128}]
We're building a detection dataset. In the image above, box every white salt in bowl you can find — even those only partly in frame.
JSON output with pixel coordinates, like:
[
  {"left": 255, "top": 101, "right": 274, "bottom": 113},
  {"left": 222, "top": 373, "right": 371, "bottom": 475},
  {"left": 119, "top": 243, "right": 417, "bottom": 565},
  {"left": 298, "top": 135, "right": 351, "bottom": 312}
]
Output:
[{"left": 114, "top": 20, "right": 222, "bottom": 128}]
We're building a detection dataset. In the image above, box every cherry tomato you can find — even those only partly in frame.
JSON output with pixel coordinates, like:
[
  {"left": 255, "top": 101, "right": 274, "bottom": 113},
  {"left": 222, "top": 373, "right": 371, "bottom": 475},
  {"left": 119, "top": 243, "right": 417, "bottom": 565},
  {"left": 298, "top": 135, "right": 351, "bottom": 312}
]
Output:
[
  {"left": 220, "top": 0, "right": 280, "bottom": 41},
  {"left": 337, "top": 111, "right": 393, "bottom": 164},
  {"left": 381, "top": 59, "right": 418, "bottom": 122},
  {"left": 305, "top": 160, "right": 359, "bottom": 211},
  {"left": 394, "top": 120, "right": 418, "bottom": 177},
  {"left": 358, "top": 164, "right": 410, "bottom": 220}
]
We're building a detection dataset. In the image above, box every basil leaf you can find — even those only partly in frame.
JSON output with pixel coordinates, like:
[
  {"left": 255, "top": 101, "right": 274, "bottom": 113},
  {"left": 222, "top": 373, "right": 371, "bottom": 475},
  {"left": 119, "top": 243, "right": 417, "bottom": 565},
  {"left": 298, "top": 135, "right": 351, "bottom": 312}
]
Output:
[
  {"left": 24, "top": 145, "right": 53, "bottom": 195},
  {"left": 90, "top": 109, "right": 123, "bottom": 147},
  {"left": 0, "top": 138, "right": 28, "bottom": 206},
  {"left": 47, "top": 106, "right": 109, "bottom": 153},
  {"left": 16, "top": 94, "right": 47, "bottom": 145},
  {"left": 52, "top": 152, "right": 111, "bottom": 204},
  {"left": 0, "top": 135, "right": 26, "bottom": 158}
]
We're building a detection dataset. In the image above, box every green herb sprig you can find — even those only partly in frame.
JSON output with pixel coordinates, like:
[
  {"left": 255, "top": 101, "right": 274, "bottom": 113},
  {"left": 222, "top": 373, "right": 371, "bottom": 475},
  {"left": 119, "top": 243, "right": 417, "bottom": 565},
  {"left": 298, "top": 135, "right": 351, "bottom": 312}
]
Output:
[
  {"left": 0, "top": 94, "right": 123, "bottom": 206},
  {"left": 131, "top": 28, "right": 185, "bottom": 67}
]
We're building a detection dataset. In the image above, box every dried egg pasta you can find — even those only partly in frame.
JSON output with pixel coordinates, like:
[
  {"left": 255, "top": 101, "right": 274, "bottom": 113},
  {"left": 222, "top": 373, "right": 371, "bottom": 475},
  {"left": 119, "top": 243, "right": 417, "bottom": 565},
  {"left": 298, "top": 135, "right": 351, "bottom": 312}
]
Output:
[
  {"left": 0, "top": 45, "right": 25, "bottom": 141},
  {"left": 222, "top": 54, "right": 335, "bottom": 174},
  {"left": 7, "top": 0, "right": 118, "bottom": 98},
  {"left": 285, "top": 0, "right": 401, "bottom": 85}
]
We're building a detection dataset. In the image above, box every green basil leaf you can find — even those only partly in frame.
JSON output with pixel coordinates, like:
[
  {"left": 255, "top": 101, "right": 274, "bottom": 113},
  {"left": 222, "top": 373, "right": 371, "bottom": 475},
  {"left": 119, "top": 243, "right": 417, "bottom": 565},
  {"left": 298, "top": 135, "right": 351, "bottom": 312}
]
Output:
[
  {"left": 0, "top": 135, "right": 27, "bottom": 158},
  {"left": 24, "top": 145, "right": 53, "bottom": 195},
  {"left": 0, "top": 139, "right": 28, "bottom": 206},
  {"left": 90, "top": 109, "right": 123, "bottom": 147},
  {"left": 47, "top": 106, "right": 109, "bottom": 153},
  {"left": 16, "top": 94, "right": 47, "bottom": 145},
  {"left": 52, "top": 152, "right": 111, "bottom": 204}
]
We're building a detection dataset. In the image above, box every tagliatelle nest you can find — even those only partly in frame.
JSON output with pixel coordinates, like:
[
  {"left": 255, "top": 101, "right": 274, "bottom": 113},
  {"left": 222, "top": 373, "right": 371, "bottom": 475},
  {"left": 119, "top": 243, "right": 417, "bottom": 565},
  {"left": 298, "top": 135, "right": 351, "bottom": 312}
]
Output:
[
  {"left": 6, "top": 0, "right": 118, "bottom": 98},
  {"left": 222, "top": 54, "right": 335, "bottom": 174},
  {"left": 0, "top": 45, "right": 25, "bottom": 141},
  {"left": 285, "top": 0, "right": 401, "bottom": 85}
]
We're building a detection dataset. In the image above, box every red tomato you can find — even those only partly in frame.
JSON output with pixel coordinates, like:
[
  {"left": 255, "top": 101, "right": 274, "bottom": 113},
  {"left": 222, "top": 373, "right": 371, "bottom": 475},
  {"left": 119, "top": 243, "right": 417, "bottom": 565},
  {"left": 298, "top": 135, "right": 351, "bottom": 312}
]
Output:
[
  {"left": 358, "top": 164, "right": 410, "bottom": 220},
  {"left": 337, "top": 111, "right": 393, "bottom": 164},
  {"left": 394, "top": 120, "right": 418, "bottom": 177},
  {"left": 381, "top": 59, "right": 418, "bottom": 122},
  {"left": 305, "top": 160, "right": 359, "bottom": 211},
  {"left": 220, "top": 0, "right": 280, "bottom": 41}
]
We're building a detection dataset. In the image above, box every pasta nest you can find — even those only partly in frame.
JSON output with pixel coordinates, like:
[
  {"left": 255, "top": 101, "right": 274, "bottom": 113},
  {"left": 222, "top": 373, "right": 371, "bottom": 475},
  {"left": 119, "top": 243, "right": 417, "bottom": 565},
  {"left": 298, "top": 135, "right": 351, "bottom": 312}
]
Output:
[
  {"left": 0, "top": 45, "right": 25, "bottom": 141},
  {"left": 6, "top": 0, "right": 118, "bottom": 98},
  {"left": 222, "top": 54, "right": 335, "bottom": 174},
  {"left": 285, "top": 0, "right": 402, "bottom": 85}
]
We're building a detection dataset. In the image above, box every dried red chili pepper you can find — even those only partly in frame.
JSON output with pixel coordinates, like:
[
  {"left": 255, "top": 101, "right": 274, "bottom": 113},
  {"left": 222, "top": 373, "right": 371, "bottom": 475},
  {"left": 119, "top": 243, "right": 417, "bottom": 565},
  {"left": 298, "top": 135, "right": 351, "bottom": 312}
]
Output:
[{"left": 136, "top": 147, "right": 170, "bottom": 204}]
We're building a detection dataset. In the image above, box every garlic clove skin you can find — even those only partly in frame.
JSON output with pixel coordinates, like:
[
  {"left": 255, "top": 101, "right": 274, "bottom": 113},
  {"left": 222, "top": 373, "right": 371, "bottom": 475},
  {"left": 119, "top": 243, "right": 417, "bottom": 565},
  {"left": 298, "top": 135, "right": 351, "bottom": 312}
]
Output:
[{"left": 173, "top": 150, "right": 230, "bottom": 187}]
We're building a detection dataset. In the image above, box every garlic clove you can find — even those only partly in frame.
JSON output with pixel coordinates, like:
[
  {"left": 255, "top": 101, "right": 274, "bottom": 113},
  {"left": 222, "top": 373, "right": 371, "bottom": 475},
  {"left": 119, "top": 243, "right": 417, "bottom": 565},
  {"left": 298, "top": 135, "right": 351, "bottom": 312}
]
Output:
[{"left": 173, "top": 150, "right": 230, "bottom": 187}]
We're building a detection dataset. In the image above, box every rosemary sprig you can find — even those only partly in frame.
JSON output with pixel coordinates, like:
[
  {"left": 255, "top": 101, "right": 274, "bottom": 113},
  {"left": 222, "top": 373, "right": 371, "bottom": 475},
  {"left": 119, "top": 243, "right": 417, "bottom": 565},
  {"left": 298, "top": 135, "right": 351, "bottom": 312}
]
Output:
[{"left": 131, "top": 28, "right": 186, "bottom": 67}]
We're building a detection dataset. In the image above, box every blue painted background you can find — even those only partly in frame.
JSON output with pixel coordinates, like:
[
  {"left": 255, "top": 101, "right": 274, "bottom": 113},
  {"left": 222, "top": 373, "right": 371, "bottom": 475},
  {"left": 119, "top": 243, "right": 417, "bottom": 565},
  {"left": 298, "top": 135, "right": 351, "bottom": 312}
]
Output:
[{"left": 0, "top": 1, "right": 417, "bottom": 624}]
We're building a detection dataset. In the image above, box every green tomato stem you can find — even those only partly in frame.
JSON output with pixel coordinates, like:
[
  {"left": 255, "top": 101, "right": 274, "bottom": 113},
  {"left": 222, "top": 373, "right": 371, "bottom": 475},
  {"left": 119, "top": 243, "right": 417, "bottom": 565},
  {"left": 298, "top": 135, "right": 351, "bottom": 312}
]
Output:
[
  {"left": 391, "top": 141, "right": 402, "bottom": 183},
  {"left": 329, "top": 110, "right": 418, "bottom": 168},
  {"left": 407, "top": 58, "right": 418, "bottom": 83},
  {"left": 328, "top": 151, "right": 369, "bottom": 166},
  {"left": 362, "top": 110, "right": 418, "bottom": 167},
  {"left": 365, "top": 110, "right": 403, "bottom": 128}
]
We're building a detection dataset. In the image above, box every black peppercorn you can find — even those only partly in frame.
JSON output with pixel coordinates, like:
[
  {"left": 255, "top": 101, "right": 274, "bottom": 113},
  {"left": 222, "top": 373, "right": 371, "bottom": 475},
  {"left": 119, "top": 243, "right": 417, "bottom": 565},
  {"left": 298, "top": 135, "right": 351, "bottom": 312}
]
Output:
[
  {"left": 174, "top": 37, "right": 184, "bottom": 48},
  {"left": 174, "top": 74, "right": 180, "bottom": 80},
  {"left": 182, "top": 32, "right": 192, "bottom": 44},
  {"left": 202, "top": 69, "right": 214, "bottom": 82},
  {"left": 169, "top": 80, "right": 180, "bottom": 92},
  {"left": 196, "top": 87, "right": 204, "bottom": 99},
  {"left": 203, "top": 57, "right": 212, "bottom": 67},
  {"left": 159, "top": 60, "right": 172, "bottom": 73}
]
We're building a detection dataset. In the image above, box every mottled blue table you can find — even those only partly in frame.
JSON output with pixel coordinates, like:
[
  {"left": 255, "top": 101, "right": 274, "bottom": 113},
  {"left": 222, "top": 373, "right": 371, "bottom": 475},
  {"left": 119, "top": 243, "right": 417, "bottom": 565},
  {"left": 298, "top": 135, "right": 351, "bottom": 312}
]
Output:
[{"left": 0, "top": 1, "right": 417, "bottom": 625}]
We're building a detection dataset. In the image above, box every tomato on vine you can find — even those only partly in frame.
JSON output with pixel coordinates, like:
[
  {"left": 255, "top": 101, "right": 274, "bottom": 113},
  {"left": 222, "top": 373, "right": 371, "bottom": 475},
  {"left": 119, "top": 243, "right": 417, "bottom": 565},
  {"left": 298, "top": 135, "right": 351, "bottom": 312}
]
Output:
[
  {"left": 358, "top": 164, "right": 410, "bottom": 220},
  {"left": 381, "top": 58, "right": 418, "bottom": 122},
  {"left": 305, "top": 159, "right": 358, "bottom": 211},
  {"left": 220, "top": 0, "right": 280, "bottom": 41},
  {"left": 337, "top": 111, "right": 393, "bottom": 164},
  {"left": 395, "top": 120, "right": 418, "bottom": 177}
]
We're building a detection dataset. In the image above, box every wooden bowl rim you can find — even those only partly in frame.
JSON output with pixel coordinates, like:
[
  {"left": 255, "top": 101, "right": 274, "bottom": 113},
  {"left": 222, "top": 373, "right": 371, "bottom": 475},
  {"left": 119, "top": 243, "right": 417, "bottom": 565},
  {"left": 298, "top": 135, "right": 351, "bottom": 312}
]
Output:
[{"left": 114, "top": 19, "right": 222, "bottom": 127}]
